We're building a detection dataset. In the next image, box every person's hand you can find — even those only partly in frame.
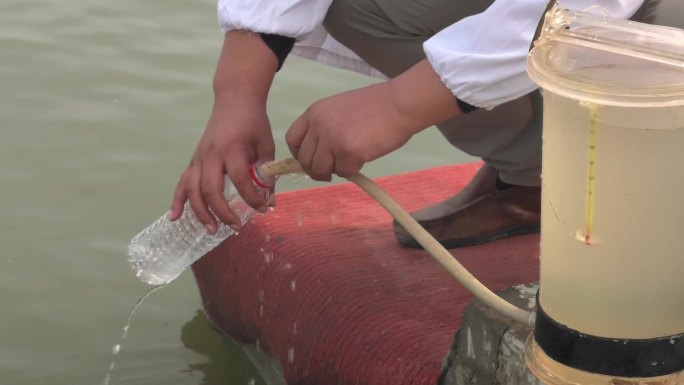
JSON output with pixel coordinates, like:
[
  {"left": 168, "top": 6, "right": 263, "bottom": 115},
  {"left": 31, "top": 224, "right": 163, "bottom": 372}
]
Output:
[
  {"left": 169, "top": 97, "right": 274, "bottom": 234},
  {"left": 286, "top": 60, "right": 463, "bottom": 181},
  {"left": 285, "top": 82, "right": 415, "bottom": 181},
  {"left": 168, "top": 31, "right": 278, "bottom": 234}
]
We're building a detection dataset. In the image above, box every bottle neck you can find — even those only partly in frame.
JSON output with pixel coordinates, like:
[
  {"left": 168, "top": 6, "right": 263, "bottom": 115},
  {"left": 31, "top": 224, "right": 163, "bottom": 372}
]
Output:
[{"left": 250, "top": 162, "right": 276, "bottom": 189}]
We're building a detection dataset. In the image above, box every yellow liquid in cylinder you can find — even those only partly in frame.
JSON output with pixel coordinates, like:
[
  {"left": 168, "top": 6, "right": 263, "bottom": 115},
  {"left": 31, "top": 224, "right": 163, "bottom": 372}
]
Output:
[{"left": 539, "top": 92, "right": 684, "bottom": 339}]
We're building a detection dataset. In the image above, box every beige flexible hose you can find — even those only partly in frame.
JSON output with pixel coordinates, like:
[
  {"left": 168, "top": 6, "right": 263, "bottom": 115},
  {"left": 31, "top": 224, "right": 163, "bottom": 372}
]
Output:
[{"left": 259, "top": 158, "right": 535, "bottom": 326}]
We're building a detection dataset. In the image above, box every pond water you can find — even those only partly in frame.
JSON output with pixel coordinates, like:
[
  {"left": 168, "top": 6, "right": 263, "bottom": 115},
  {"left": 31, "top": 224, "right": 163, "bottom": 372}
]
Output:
[{"left": 0, "top": 0, "right": 470, "bottom": 384}]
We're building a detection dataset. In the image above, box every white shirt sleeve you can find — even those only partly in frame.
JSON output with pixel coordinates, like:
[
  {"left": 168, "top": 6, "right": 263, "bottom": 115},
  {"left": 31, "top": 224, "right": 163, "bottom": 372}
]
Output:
[
  {"left": 424, "top": 0, "right": 644, "bottom": 110},
  {"left": 217, "top": 0, "right": 333, "bottom": 39}
]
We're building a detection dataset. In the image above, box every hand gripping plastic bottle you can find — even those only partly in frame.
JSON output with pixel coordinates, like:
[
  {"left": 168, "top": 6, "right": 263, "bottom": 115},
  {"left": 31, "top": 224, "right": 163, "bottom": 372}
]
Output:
[{"left": 127, "top": 162, "right": 275, "bottom": 286}]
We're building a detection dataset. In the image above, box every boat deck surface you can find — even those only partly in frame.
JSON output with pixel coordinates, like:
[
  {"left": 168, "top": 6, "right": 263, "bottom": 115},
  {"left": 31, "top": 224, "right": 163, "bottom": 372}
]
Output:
[{"left": 192, "top": 162, "right": 540, "bottom": 385}]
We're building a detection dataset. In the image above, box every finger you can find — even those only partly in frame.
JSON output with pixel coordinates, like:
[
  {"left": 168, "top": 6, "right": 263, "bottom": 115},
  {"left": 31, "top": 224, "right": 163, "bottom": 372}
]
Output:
[
  {"left": 311, "top": 144, "right": 334, "bottom": 182},
  {"left": 169, "top": 171, "right": 189, "bottom": 221},
  {"left": 334, "top": 155, "right": 364, "bottom": 178},
  {"left": 285, "top": 114, "right": 309, "bottom": 159},
  {"left": 186, "top": 167, "right": 218, "bottom": 234},
  {"left": 256, "top": 135, "right": 277, "bottom": 207},
  {"left": 256, "top": 134, "right": 276, "bottom": 163},
  {"left": 225, "top": 149, "right": 268, "bottom": 214},
  {"left": 201, "top": 160, "right": 242, "bottom": 231},
  {"left": 296, "top": 130, "right": 318, "bottom": 177},
  {"left": 267, "top": 187, "right": 276, "bottom": 208}
]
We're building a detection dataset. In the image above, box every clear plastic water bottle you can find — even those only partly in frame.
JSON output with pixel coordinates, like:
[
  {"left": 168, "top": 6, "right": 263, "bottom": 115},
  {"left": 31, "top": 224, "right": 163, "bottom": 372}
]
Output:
[{"left": 127, "top": 162, "right": 275, "bottom": 286}]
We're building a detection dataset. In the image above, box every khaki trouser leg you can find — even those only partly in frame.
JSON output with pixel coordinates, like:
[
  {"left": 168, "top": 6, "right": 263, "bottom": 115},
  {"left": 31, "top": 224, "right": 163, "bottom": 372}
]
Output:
[{"left": 323, "top": 0, "right": 542, "bottom": 186}]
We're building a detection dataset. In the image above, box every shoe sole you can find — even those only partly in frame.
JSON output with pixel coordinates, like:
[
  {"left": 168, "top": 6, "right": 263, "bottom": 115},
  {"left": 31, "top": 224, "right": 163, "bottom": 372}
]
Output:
[{"left": 398, "top": 223, "right": 541, "bottom": 250}]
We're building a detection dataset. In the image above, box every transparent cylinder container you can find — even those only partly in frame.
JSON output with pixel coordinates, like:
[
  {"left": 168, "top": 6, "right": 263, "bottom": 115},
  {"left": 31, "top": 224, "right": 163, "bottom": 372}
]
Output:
[
  {"left": 127, "top": 163, "right": 275, "bottom": 286},
  {"left": 526, "top": 5, "right": 684, "bottom": 384}
]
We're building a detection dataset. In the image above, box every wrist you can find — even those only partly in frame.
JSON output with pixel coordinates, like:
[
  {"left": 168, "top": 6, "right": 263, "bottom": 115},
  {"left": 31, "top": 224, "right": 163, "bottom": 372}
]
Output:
[
  {"left": 212, "top": 90, "right": 268, "bottom": 115},
  {"left": 213, "top": 82, "right": 269, "bottom": 108}
]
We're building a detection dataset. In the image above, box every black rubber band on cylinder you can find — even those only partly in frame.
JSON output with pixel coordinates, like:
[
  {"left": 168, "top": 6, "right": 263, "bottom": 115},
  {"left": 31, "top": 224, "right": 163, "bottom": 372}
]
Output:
[{"left": 534, "top": 295, "right": 684, "bottom": 377}]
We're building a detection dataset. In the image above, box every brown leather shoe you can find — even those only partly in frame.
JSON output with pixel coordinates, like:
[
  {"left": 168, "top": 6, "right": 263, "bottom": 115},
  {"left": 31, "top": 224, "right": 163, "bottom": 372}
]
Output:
[{"left": 393, "top": 165, "right": 541, "bottom": 249}]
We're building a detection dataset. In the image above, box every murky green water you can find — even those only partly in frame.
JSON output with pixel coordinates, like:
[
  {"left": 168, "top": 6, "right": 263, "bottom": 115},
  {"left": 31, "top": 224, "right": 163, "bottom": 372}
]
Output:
[{"left": 0, "top": 1, "right": 470, "bottom": 384}]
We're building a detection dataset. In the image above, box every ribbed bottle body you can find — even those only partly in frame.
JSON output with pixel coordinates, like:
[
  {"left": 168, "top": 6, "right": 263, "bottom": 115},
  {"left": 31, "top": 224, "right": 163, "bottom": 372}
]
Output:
[{"left": 128, "top": 166, "right": 273, "bottom": 285}]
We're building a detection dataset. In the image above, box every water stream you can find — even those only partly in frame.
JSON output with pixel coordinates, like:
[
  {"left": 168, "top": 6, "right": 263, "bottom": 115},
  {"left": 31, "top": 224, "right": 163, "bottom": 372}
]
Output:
[{"left": 102, "top": 284, "right": 167, "bottom": 385}]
